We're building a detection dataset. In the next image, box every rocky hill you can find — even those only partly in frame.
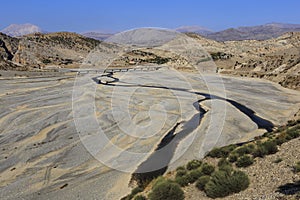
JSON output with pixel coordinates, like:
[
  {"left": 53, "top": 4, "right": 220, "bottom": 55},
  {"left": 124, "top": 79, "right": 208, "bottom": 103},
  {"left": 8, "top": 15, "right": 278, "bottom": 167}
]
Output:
[
  {"left": 0, "top": 32, "right": 101, "bottom": 70},
  {"left": 188, "top": 32, "right": 300, "bottom": 90},
  {"left": 0, "top": 33, "right": 21, "bottom": 70}
]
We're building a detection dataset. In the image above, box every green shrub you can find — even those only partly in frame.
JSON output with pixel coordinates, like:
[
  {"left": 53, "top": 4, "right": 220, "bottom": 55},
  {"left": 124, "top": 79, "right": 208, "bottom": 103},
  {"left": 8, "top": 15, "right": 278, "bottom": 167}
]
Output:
[
  {"left": 236, "top": 155, "right": 254, "bottom": 168},
  {"left": 262, "top": 131, "right": 273, "bottom": 138},
  {"left": 175, "top": 175, "right": 190, "bottom": 187},
  {"left": 175, "top": 169, "right": 187, "bottom": 178},
  {"left": 274, "top": 126, "right": 300, "bottom": 145},
  {"left": 286, "top": 126, "right": 300, "bottom": 139},
  {"left": 131, "top": 187, "right": 143, "bottom": 195},
  {"left": 252, "top": 140, "right": 278, "bottom": 157},
  {"left": 204, "top": 170, "right": 249, "bottom": 198},
  {"left": 195, "top": 175, "right": 211, "bottom": 191},
  {"left": 293, "top": 161, "right": 300, "bottom": 173},
  {"left": 134, "top": 195, "right": 147, "bottom": 200},
  {"left": 176, "top": 168, "right": 203, "bottom": 186},
  {"left": 217, "top": 158, "right": 234, "bottom": 173},
  {"left": 252, "top": 144, "right": 268, "bottom": 158},
  {"left": 247, "top": 144, "right": 256, "bottom": 150},
  {"left": 234, "top": 145, "right": 254, "bottom": 156},
  {"left": 262, "top": 140, "right": 278, "bottom": 155},
  {"left": 207, "top": 145, "right": 237, "bottom": 158},
  {"left": 176, "top": 166, "right": 185, "bottom": 171},
  {"left": 228, "top": 153, "right": 238, "bottom": 163},
  {"left": 201, "top": 163, "right": 215, "bottom": 176},
  {"left": 188, "top": 168, "right": 204, "bottom": 183},
  {"left": 152, "top": 177, "right": 165, "bottom": 186},
  {"left": 149, "top": 179, "right": 184, "bottom": 200},
  {"left": 186, "top": 160, "right": 202, "bottom": 170},
  {"left": 218, "top": 158, "right": 231, "bottom": 168},
  {"left": 274, "top": 132, "right": 288, "bottom": 145},
  {"left": 121, "top": 186, "right": 143, "bottom": 200},
  {"left": 220, "top": 164, "right": 234, "bottom": 174}
]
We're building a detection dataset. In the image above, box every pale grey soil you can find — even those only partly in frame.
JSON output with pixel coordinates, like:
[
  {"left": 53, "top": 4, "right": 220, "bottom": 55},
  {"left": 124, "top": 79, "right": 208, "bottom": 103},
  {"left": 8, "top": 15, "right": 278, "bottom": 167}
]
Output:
[{"left": 0, "top": 69, "right": 299, "bottom": 200}]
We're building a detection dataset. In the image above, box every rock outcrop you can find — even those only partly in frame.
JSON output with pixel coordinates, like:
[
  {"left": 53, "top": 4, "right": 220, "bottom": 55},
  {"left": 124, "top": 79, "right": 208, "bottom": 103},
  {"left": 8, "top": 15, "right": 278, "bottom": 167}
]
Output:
[{"left": 0, "top": 32, "right": 101, "bottom": 69}]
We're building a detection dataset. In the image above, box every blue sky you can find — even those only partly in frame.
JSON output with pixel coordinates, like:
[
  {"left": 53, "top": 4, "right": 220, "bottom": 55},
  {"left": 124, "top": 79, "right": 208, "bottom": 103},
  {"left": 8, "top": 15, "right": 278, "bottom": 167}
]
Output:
[{"left": 1, "top": 0, "right": 300, "bottom": 32}]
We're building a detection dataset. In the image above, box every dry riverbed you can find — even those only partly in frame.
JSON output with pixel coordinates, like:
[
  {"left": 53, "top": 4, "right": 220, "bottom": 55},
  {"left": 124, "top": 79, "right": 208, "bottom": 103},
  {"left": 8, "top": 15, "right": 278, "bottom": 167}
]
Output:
[{"left": 0, "top": 69, "right": 299, "bottom": 200}]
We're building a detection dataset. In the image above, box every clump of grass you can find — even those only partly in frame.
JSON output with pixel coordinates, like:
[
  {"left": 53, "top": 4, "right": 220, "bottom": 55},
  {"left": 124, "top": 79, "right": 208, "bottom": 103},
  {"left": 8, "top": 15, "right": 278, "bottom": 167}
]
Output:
[
  {"left": 217, "top": 158, "right": 234, "bottom": 173},
  {"left": 175, "top": 175, "right": 190, "bottom": 187},
  {"left": 121, "top": 186, "right": 143, "bottom": 200},
  {"left": 204, "top": 169, "right": 249, "bottom": 198},
  {"left": 286, "top": 125, "right": 300, "bottom": 139},
  {"left": 233, "top": 144, "right": 255, "bottom": 156},
  {"left": 134, "top": 195, "right": 147, "bottom": 200},
  {"left": 262, "top": 140, "right": 278, "bottom": 154},
  {"left": 274, "top": 132, "right": 288, "bottom": 145},
  {"left": 149, "top": 178, "right": 184, "bottom": 200},
  {"left": 195, "top": 175, "right": 211, "bottom": 191},
  {"left": 217, "top": 158, "right": 231, "bottom": 169},
  {"left": 274, "top": 125, "right": 300, "bottom": 145},
  {"left": 228, "top": 153, "right": 239, "bottom": 163},
  {"left": 175, "top": 165, "right": 208, "bottom": 186},
  {"left": 175, "top": 169, "right": 187, "bottom": 178},
  {"left": 188, "top": 168, "right": 204, "bottom": 183},
  {"left": 176, "top": 166, "right": 185, "bottom": 171},
  {"left": 293, "top": 161, "right": 300, "bottom": 173},
  {"left": 201, "top": 163, "right": 215, "bottom": 176},
  {"left": 236, "top": 155, "right": 254, "bottom": 168},
  {"left": 207, "top": 145, "right": 237, "bottom": 158},
  {"left": 252, "top": 140, "right": 278, "bottom": 158},
  {"left": 186, "top": 160, "right": 202, "bottom": 170}
]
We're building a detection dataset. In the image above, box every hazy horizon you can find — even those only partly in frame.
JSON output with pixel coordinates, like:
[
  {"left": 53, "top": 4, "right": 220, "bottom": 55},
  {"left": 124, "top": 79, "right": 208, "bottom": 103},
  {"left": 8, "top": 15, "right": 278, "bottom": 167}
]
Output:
[{"left": 1, "top": 0, "right": 300, "bottom": 33}]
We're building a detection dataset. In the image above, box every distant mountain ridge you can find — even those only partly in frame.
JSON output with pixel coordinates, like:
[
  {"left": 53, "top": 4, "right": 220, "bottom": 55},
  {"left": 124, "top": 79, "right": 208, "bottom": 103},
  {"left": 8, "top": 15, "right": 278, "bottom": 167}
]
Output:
[
  {"left": 81, "top": 23, "right": 300, "bottom": 42},
  {"left": 2, "top": 22, "right": 300, "bottom": 42},
  {"left": 81, "top": 32, "right": 113, "bottom": 41},
  {"left": 204, "top": 22, "right": 300, "bottom": 41},
  {"left": 1, "top": 23, "right": 43, "bottom": 37},
  {"left": 175, "top": 25, "right": 213, "bottom": 35}
]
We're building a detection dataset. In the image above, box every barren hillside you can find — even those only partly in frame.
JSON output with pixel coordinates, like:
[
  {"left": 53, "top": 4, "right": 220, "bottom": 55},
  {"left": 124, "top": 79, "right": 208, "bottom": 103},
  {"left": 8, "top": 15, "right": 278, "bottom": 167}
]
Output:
[{"left": 188, "top": 32, "right": 300, "bottom": 90}]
